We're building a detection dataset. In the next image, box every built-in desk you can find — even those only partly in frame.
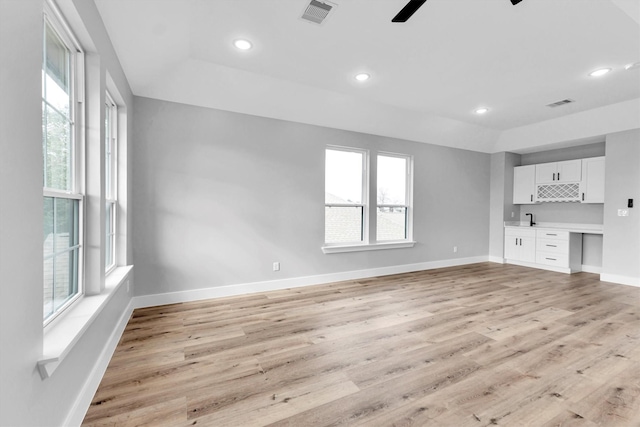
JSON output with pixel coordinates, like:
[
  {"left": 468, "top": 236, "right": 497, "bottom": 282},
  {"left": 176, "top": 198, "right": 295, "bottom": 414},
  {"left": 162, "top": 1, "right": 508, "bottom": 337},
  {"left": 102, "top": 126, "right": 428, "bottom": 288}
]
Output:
[{"left": 504, "top": 222, "right": 603, "bottom": 273}]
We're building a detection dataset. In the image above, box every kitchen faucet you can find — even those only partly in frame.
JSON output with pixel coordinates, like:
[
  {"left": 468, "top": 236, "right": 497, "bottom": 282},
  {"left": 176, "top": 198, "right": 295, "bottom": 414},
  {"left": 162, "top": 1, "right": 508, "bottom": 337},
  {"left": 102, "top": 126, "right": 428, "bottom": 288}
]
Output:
[{"left": 526, "top": 213, "right": 536, "bottom": 227}]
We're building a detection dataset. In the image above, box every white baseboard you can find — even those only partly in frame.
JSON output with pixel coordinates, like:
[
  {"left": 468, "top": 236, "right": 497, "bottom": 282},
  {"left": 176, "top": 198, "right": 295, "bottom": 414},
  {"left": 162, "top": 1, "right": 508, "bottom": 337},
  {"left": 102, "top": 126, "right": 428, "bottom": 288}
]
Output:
[
  {"left": 505, "top": 259, "right": 572, "bottom": 274},
  {"left": 488, "top": 256, "right": 505, "bottom": 264},
  {"left": 581, "top": 264, "right": 601, "bottom": 274},
  {"left": 600, "top": 273, "right": 640, "bottom": 288},
  {"left": 132, "top": 256, "right": 490, "bottom": 309},
  {"left": 64, "top": 298, "right": 134, "bottom": 427}
]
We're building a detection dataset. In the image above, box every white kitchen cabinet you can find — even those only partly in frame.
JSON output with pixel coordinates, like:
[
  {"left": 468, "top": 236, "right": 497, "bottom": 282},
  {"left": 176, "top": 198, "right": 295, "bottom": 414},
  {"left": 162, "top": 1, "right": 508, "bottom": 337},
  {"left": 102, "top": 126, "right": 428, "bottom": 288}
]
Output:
[
  {"left": 513, "top": 165, "right": 536, "bottom": 204},
  {"left": 504, "top": 226, "right": 583, "bottom": 274},
  {"left": 580, "top": 156, "right": 605, "bottom": 203},
  {"left": 535, "top": 229, "right": 582, "bottom": 272},
  {"left": 504, "top": 227, "right": 536, "bottom": 263},
  {"left": 535, "top": 160, "right": 582, "bottom": 184}
]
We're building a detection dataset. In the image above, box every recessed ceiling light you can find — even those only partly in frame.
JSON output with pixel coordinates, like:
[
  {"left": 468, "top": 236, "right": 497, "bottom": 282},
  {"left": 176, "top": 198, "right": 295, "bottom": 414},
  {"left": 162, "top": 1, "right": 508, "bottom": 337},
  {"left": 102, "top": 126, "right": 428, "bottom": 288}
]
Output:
[
  {"left": 355, "top": 73, "right": 370, "bottom": 82},
  {"left": 588, "top": 68, "right": 611, "bottom": 77},
  {"left": 475, "top": 107, "right": 489, "bottom": 115},
  {"left": 233, "top": 39, "right": 252, "bottom": 50}
]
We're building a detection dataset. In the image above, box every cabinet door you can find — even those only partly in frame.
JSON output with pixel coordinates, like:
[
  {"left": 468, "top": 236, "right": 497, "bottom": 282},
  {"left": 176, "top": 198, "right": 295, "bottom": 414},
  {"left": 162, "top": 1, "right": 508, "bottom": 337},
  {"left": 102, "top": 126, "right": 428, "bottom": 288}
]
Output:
[
  {"left": 581, "top": 157, "right": 605, "bottom": 203},
  {"left": 535, "top": 163, "right": 557, "bottom": 184},
  {"left": 520, "top": 236, "right": 536, "bottom": 262},
  {"left": 504, "top": 235, "right": 520, "bottom": 260},
  {"left": 513, "top": 165, "right": 536, "bottom": 204},
  {"left": 557, "top": 160, "right": 581, "bottom": 182}
]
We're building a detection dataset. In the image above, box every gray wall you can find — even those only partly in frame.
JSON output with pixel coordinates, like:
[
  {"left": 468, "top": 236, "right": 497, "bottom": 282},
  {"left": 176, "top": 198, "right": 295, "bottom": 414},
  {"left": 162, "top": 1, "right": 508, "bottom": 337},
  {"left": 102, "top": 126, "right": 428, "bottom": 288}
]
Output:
[
  {"left": 489, "top": 152, "right": 521, "bottom": 260},
  {"left": 0, "top": 1, "right": 134, "bottom": 425},
  {"left": 520, "top": 142, "right": 606, "bottom": 165},
  {"left": 602, "top": 129, "right": 640, "bottom": 282},
  {"left": 132, "top": 97, "right": 491, "bottom": 296}
]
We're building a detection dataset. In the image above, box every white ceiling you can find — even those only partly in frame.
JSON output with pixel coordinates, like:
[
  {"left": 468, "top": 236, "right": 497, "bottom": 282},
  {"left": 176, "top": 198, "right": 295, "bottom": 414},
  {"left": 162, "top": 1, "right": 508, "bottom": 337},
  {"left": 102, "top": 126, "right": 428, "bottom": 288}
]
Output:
[{"left": 95, "top": 0, "right": 640, "bottom": 153}]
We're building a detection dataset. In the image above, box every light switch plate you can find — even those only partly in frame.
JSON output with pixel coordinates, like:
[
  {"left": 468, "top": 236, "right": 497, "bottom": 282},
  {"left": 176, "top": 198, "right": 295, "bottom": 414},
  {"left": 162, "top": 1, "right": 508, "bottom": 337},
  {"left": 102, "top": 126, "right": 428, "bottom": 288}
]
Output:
[{"left": 618, "top": 209, "right": 629, "bottom": 217}]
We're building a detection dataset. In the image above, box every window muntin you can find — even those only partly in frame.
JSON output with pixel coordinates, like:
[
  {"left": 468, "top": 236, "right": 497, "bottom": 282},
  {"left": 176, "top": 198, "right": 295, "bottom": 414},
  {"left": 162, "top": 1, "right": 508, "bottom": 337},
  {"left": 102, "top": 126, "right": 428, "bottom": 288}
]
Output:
[
  {"left": 324, "top": 148, "right": 367, "bottom": 244},
  {"left": 105, "top": 93, "right": 117, "bottom": 272},
  {"left": 42, "top": 12, "right": 83, "bottom": 325},
  {"left": 376, "top": 154, "right": 411, "bottom": 241}
]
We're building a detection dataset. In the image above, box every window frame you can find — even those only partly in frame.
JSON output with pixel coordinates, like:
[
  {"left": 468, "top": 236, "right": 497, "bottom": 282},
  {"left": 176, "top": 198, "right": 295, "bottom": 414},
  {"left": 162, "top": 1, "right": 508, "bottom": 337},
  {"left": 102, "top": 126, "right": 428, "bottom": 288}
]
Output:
[
  {"left": 376, "top": 152, "right": 413, "bottom": 243},
  {"left": 105, "top": 92, "right": 117, "bottom": 273},
  {"left": 42, "top": 3, "right": 85, "bottom": 327},
  {"left": 324, "top": 146, "right": 369, "bottom": 246},
  {"left": 323, "top": 146, "right": 415, "bottom": 254}
]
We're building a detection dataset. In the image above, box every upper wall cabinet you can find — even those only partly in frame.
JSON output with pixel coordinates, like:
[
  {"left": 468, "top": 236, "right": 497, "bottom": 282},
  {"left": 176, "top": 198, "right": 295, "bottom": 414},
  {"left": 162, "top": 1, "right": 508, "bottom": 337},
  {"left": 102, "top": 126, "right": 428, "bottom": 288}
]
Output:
[
  {"left": 580, "top": 156, "right": 605, "bottom": 203},
  {"left": 535, "top": 160, "right": 582, "bottom": 184},
  {"left": 512, "top": 156, "right": 605, "bottom": 205},
  {"left": 513, "top": 165, "right": 536, "bottom": 204}
]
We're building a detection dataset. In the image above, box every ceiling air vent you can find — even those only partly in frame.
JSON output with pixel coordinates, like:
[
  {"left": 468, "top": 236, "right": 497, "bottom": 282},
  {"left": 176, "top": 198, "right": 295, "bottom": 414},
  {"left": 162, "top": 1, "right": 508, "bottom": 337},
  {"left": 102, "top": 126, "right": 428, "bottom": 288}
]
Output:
[
  {"left": 301, "top": 0, "right": 335, "bottom": 25},
  {"left": 546, "top": 99, "right": 575, "bottom": 108}
]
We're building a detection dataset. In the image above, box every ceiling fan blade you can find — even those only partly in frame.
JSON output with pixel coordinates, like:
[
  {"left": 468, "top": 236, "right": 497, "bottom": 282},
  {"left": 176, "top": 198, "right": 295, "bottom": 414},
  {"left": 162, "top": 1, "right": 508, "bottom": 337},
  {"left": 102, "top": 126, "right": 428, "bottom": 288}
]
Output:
[{"left": 392, "top": 0, "right": 427, "bottom": 22}]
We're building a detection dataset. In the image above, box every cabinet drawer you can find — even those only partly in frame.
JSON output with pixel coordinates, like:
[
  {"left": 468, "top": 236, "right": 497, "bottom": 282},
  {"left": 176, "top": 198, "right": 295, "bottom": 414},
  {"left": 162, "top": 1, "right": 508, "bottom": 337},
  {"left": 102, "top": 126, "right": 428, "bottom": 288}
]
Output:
[
  {"left": 536, "top": 238, "right": 568, "bottom": 254},
  {"left": 505, "top": 227, "right": 536, "bottom": 238},
  {"left": 536, "top": 230, "right": 569, "bottom": 240},
  {"left": 536, "top": 251, "right": 569, "bottom": 267}
]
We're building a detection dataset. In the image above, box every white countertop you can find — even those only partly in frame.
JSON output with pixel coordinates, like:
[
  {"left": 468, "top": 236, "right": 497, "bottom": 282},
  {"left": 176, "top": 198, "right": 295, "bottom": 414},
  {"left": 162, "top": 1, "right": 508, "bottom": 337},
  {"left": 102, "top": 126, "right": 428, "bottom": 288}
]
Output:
[{"left": 504, "top": 221, "right": 603, "bottom": 235}]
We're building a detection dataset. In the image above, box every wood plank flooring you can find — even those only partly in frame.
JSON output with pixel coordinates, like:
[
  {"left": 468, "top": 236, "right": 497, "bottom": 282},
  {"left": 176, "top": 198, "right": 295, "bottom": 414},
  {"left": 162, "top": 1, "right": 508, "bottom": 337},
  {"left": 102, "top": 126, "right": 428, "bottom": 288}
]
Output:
[{"left": 82, "top": 263, "right": 640, "bottom": 426}]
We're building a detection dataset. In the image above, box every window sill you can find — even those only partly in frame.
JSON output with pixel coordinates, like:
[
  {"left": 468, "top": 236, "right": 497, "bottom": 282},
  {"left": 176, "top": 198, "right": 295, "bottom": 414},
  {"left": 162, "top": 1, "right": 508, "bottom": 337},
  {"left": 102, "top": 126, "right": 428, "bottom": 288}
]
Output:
[
  {"left": 37, "top": 265, "right": 133, "bottom": 379},
  {"left": 322, "top": 241, "right": 416, "bottom": 254}
]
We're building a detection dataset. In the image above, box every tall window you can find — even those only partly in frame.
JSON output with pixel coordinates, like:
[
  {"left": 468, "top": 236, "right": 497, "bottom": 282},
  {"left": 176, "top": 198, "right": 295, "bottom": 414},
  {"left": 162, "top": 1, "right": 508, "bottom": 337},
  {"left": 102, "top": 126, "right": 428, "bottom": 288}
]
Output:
[
  {"left": 324, "top": 147, "right": 367, "bottom": 244},
  {"left": 42, "top": 12, "right": 83, "bottom": 324},
  {"left": 105, "top": 93, "right": 117, "bottom": 272},
  {"left": 324, "top": 147, "right": 413, "bottom": 248},
  {"left": 377, "top": 154, "right": 411, "bottom": 241}
]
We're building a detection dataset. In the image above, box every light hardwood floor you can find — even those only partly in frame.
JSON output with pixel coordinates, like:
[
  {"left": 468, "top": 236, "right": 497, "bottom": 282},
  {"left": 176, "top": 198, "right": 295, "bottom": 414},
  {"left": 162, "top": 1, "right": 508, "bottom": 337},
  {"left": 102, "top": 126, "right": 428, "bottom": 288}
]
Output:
[{"left": 83, "top": 263, "right": 640, "bottom": 426}]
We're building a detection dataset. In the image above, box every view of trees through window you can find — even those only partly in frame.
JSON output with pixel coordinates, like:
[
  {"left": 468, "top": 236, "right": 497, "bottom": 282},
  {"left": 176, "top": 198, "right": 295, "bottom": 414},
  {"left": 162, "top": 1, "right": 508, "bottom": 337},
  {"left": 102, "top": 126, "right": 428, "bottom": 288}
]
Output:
[{"left": 42, "top": 20, "right": 80, "bottom": 322}]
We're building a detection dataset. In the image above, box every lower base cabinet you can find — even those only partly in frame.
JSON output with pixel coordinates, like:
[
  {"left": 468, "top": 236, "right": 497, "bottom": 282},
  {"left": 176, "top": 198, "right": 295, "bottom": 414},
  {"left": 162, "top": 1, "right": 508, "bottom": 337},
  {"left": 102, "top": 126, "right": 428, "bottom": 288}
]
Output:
[
  {"left": 504, "top": 228, "right": 536, "bottom": 263},
  {"left": 504, "top": 227, "right": 583, "bottom": 274}
]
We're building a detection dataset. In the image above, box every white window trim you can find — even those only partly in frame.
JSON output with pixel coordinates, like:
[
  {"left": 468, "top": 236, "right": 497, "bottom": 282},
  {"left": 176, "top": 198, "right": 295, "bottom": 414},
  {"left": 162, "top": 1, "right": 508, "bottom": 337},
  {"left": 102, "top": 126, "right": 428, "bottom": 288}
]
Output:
[
  {"left": 376, "top": 151, "right": 414, "bottom": 243},
  {"left": 324, "top": 146, "right": 369, "bottom": 246},
  {"left": 39, "top": 265, "right": 132, "bottom": 379},
  {"left": 105, "top": 92, "right": 117, "bottom": 274},
  {"left": 42, "top": 2, "right": 86, "bottom": 327},
  {"left": 322, "top": 241, "right": 416, "bottom": 254},
  {"left": 323, "top": 147, "right": 415, "bottom": 253}
]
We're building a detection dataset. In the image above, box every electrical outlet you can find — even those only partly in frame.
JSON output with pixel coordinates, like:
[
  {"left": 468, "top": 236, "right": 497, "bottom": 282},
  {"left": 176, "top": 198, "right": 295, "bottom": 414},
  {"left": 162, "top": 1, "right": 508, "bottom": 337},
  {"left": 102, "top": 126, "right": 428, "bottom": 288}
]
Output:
[
  {"left": 273, "top": 262, "right": 280, "bottom": 271},
  {"left": 453, "top": 246, "right": 458, "bottom": 253},
  {"left": 511, "top": 212, "right": 515, "bottom": 218},
  {"left": 618, "top": 209, "right": 629, "bottom": 217}
]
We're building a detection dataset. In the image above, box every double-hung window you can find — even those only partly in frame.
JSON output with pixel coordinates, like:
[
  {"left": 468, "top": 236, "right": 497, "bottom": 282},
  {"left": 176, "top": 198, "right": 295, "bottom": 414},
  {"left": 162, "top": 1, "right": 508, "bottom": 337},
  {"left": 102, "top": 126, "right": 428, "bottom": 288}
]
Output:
[
  {"left": 377, "top": 153, "right": 411, "bottom": 241},
  {"left": 324, "top": 147, "right": 414, "bottom": 252},
  {"left": 42, "top": 8, "right": 84, "bottom": 324},
  {"left": 105, "top": 93, "right": 117, "bottom": 272},
  {"left": 324, "top": 147, "right": 368, "bottom": 244}
]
